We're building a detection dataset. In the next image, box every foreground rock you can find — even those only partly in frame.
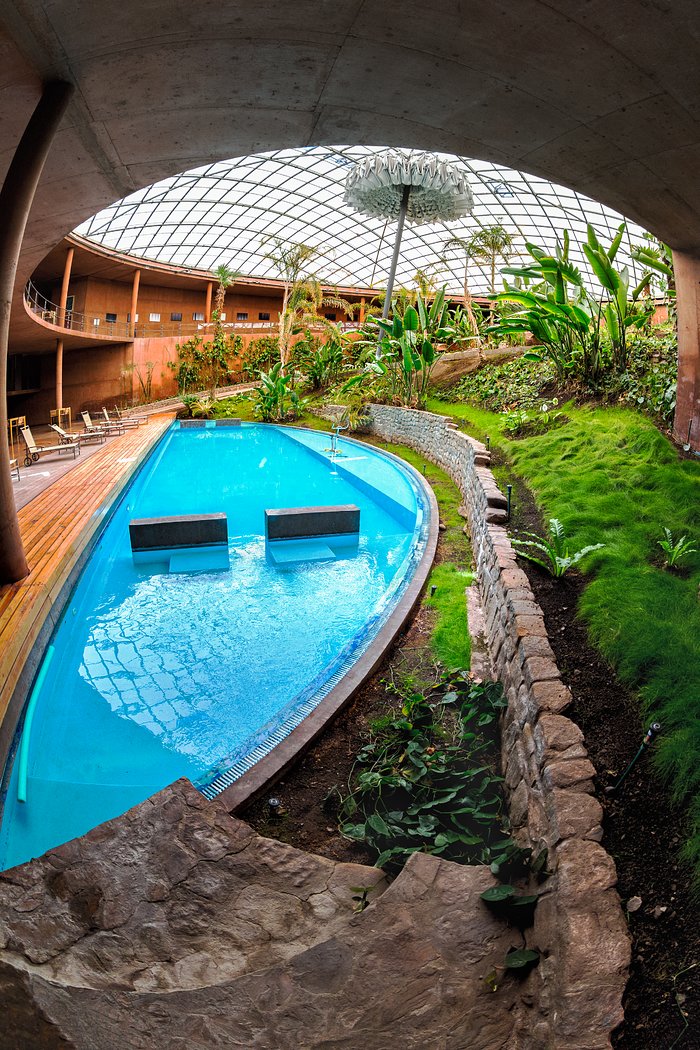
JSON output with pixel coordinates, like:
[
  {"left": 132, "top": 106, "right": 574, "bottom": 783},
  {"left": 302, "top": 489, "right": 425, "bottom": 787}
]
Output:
[{"left": 0, "top": 780, "right": 542, "bottom": 1049}]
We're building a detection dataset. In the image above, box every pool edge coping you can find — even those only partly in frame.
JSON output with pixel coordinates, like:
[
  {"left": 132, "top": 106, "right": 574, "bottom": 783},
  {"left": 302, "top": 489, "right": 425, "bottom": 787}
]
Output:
[{"left": 0, "top": 416, "right": 175, "bottom": 789}]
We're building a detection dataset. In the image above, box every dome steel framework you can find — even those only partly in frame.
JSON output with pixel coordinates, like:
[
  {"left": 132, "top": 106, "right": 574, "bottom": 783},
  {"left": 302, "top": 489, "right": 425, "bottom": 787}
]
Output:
[{"left": 75, "top": 145, "right": 650, "bottom": 295}]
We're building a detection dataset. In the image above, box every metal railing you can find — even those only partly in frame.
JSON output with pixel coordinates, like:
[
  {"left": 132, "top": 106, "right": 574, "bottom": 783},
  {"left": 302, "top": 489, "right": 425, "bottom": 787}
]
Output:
[
  {"left": 25, "top": 281, "right": 361, "bottom": 342},
  {"left": 25, "top": 281, "right": 134, "bottom": 339}
]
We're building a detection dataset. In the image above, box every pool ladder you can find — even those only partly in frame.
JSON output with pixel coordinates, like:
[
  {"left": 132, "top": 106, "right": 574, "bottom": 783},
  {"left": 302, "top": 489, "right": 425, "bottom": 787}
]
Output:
[{"left": 324, "top": 422, "right": 348, "bottom": 459}]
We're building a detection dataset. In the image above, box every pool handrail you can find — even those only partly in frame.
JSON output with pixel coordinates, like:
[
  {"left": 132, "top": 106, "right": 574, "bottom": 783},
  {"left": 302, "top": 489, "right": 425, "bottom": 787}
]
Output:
[{"left": 17, "top": 645, "right": 55, "bottom": 804}]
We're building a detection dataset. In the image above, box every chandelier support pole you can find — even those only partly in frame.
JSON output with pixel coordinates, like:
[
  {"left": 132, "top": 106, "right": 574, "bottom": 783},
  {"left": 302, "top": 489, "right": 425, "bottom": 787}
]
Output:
[{"left": 382, "top": 185, "right": 411, "bottom": 320}]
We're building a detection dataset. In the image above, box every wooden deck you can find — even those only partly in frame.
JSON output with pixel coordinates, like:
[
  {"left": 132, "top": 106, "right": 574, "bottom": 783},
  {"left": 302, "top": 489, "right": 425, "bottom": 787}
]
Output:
[{"left": 0, "top": 415, "right": 174, "bottom": 739}]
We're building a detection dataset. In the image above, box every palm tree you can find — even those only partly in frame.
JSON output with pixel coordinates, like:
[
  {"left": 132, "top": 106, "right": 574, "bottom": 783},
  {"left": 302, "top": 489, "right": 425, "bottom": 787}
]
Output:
[
  {"left": 212, "top": 264, "right": 239, "bottom": 318},
  {"left": 442, "top": 236, "right": 482, "bottom": 338},
  {"left": 467, "top": 225, "right": 515, "bottom": 319},
  {"left": 263, "top": 238, "right": 353, "bottom": 366}
]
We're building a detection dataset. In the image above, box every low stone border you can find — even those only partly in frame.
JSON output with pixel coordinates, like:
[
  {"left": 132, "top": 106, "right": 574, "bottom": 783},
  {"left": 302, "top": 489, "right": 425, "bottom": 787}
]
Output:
[{"left": 359, "top": 404, "right": 630, "bottom": 1050}]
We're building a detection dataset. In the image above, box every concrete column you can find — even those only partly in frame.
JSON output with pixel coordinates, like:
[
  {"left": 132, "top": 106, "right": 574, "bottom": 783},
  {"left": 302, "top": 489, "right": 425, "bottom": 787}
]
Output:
[
  {"left": 0, "top": 81, "right": 74, "bottom": 585},
  {"left": 205, "top": 281, "right": 213, "bottom": 323},
  {"left": 672, "top": 249, "right": 700, "bottom": 450},
  {"left": 129, "top": 268, "right": 140, "bottom": 336},
  {"left": 57, "top": 245, "right": 73, "bottom": 326},
  {"left": 55, "top": 338, "right": 63, "bottom": 411}
]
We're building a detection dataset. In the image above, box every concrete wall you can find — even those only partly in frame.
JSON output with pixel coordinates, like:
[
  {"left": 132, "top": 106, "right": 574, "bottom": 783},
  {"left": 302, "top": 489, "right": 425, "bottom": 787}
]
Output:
[
  {"left": 361, "top": 404, "right": 630, "bottom": 1048},
  {"left": 8, "top": 344, "right": 132, "bottom": 424},
  {"left": 49, "top": 276, "right": 359, "bottom": 336}
]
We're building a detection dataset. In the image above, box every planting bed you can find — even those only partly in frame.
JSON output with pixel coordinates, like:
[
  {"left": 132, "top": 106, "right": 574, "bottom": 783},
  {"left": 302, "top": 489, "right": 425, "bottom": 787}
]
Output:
[{"left": 503, "top": 463, "right": 699, "bottom": 1050}]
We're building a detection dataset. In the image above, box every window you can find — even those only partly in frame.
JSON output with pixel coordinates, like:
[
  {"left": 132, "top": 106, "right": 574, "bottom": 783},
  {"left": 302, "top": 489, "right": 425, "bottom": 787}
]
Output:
[
  {"left": 220, "top": 312, "right": 226, "bottom": 321},
  {"left": 92, "top": 317, "right": 100, "bottom": 327},
  {"left": 105, "top": 312, "right": 117, "bottom": 323},
  {"left": 170, "top": 312, "right": 182, "bottom": 322},
  {"left": 149, "top": 312, "right": 161, "bottom": 323},
  {"left": 258, "top": 312, "right": 270, "bottom": 321},
  {"left": 193, "top": 312, "right": 204, "bottom": 321},
  {"left": 324, "top": 312, "right": 337, "bottom": 321},
  {"left": 236, "top": 311, "right": 248, "bottom": 320}
]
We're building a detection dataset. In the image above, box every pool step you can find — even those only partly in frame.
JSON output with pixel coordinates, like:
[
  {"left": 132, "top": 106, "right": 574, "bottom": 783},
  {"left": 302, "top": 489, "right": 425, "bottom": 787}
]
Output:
[
  {"left": 168, "top": 548, "right": 230, "bottom": 573},
  {"left": 266, "top": 540, "right": 337, "bottom": 566}
]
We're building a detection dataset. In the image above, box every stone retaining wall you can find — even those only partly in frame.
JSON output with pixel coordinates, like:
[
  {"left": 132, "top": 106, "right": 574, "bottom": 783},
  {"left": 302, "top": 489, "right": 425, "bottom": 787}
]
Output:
[{"left": 361, "top": 403, "right": 630, "bottom": 1050}]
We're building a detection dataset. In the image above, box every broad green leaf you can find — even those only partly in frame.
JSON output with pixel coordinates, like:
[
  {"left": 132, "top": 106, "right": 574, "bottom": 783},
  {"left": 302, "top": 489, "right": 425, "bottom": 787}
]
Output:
[
  {"left": 583, "top": 243, "right": 618, "bottom": 293},
  {"left": 586, "top": 223, "right": 603, "bottom": 253},
  {"left": 416, "top": 295, "right": 428, "bottom": 331},
  {"left": 403, "top": 305, "right": 419, "bottom": 331},
  {"left": 366, "top": 812, "right": 390, "bottom": 837},
  {"left": 504, "top": 948, "right": 540, "bottom": 970},
  {"left": 480, "top": 884, "right": 517, "bottom": 903},
  {"left": 608, "top": 222, "right": 625, "bottom": 262}
]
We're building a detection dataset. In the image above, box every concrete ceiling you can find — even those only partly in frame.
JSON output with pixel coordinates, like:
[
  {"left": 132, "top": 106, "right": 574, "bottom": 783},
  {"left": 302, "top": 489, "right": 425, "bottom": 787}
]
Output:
[{"left": 2, "top": 0, "right": 700, "bottom": 293}]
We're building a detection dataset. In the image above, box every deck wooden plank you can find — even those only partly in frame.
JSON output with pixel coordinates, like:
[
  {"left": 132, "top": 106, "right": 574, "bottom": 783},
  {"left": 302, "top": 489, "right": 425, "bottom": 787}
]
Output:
[{"left": 0, "top": 415, "right": 174, "bottom": 730}]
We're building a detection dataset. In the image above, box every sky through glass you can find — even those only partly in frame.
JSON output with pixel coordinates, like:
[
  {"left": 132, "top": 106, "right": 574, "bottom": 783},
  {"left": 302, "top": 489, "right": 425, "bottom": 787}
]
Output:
[{"left": 75, "top": 145, "right": 650, "bottom": 295}]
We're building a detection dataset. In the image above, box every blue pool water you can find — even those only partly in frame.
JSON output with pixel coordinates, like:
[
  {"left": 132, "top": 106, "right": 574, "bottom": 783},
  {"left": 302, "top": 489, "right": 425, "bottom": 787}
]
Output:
[{"left": 0, "top": 423, "right": 428, "bottom": 870}]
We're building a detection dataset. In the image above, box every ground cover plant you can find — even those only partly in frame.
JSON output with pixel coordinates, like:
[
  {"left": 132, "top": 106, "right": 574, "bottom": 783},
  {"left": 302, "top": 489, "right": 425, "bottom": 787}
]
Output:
[
  {"left": 613, "top": 327, "right": 678, "bottom": 426},
  {"left": 451, "top": 355, "right": 558, "bottom": 411},
  {"left": 430, "top": 396, "right": 700, "bottom": 881},
  {"left": 338, "top": 673, "right": 510, "bottom": 872}
]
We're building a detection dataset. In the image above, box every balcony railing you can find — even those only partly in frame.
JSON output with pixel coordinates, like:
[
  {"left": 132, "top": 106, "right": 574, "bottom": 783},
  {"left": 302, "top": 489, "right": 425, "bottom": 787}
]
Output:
[
  {"left": 25, "top": 281, "right": 360, "bottom": 341},
  {"left": 25, "top": 281, "right": 134, "bottom": 339}
]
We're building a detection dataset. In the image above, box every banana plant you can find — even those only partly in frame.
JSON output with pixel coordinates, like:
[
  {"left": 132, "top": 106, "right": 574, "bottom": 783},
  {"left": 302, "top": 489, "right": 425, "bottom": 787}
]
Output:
[
  {"left": 490, "top": 223, "right": 655, "bottom": 384},
  {"left": 251, "top": 362, "right": 304, "bottom": 422},
  {"left": 631, "top": 235, "right": 675, "bottom": 311},
  {"left": 348, "top": 288, "right": 455, "bottom": 406},
  {"left": 491, "top": 233, "right": 605, "bottom": 385},
  {"left": 583, "top": 223, "right": 651, "bottom": 372},
  {"left": 374, "top": 289, "right": 455, "bottom": 405}
]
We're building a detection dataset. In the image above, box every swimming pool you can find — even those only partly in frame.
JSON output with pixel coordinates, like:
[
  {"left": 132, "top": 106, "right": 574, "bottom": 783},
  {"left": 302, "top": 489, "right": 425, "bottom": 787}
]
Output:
[{"left": 0, "top": 422, "right": 431, "bottom": 870}]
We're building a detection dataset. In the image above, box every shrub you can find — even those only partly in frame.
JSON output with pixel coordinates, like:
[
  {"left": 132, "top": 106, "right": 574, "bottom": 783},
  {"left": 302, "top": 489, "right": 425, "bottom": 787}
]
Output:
[
  {"left": 450, "top": 356, "right": 557, "bottom": 411},
  {"left": 615, "top": 329, "right": 678, "bottom": 425},
  {"left": 242, "top": 336, "right": 280, "bottom": 379}
]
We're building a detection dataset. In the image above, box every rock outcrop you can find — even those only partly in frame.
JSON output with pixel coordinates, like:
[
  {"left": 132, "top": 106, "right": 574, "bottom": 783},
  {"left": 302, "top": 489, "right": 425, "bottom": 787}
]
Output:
[{"left": 0, "top": 779, "right": 538, "bottom": 1049}]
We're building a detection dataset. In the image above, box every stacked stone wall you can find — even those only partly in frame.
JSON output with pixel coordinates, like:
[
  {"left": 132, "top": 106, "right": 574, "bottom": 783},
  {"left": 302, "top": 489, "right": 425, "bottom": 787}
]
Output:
[{"left": 361, "top": 403, "right": 630, "bottom": 1049}]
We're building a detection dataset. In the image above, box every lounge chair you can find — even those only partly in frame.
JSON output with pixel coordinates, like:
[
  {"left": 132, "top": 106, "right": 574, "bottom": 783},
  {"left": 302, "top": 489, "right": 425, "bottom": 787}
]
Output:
[
  {"left": 20, "top": 426, "right": 79, "bottom": 466},
  {"left": 81, "top": 410, "right": 124, "bottom": 436},
  {"left": 49, "top": 422, "right": 105, "bottom": 447},
  {"left": 110, "top": 405, "right": 148, "bottom": 425},
  {"left": 101, "top": 407, "right": 138, "bottom": 429},
  {"left": 10, "top": 458, "right": 20, "bottom": 481}
]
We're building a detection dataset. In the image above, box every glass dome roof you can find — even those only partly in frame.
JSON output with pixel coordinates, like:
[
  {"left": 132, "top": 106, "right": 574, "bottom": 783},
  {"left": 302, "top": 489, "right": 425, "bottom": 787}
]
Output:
[{"left": 75, "top": 145, "right": 650, "bottom": 295}]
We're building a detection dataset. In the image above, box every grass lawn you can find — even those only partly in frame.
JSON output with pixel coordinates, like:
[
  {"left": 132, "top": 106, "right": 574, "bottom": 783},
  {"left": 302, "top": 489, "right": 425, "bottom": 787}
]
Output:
[
  {"left": 431, "top": 397, "right": 700, "bottom": 879},
  {"left": 362, "top": 438, "right": 474, "bottom": 673}
]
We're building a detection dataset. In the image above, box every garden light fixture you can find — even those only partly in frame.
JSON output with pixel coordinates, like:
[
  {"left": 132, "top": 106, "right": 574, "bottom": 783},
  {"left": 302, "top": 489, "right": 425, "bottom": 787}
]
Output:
[{"left": 606, "top": 723, "right": 662, "bottom": 795}]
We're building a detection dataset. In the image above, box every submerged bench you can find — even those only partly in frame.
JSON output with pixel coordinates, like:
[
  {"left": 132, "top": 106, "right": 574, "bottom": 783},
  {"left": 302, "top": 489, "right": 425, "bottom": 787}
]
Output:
[
  {"left": 265, "top": 504, "right": 360, "bottom": 541},
  {"left": 129, "top": 513, "right": 229, "bottom": 572},
  {"left": 265, "top": 505, "right": 360, "bottom": 568}
]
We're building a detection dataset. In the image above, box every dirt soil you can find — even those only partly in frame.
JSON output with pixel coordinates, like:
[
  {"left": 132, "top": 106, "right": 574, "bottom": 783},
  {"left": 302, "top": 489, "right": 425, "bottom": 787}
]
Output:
[{"left": 242, "top": 440, "right": 698, "bottom": 1050}]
